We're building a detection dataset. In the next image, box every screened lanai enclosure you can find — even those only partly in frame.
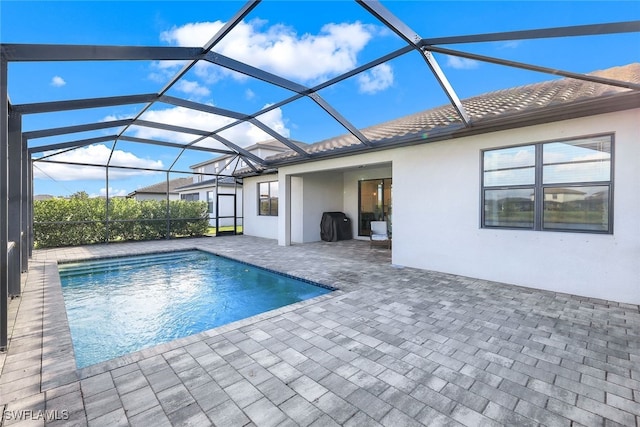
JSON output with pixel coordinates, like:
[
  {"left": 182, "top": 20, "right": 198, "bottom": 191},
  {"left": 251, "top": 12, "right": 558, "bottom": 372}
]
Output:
[{"left": 1, "top": 0, "right": 639, "bottom": 349}]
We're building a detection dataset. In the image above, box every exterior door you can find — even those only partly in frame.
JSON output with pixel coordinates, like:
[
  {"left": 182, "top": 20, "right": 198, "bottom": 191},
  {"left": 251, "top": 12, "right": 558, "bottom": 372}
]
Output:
[
  {"left": 358, "top": 178, "right": 392, "bottom": 236},
  {"left": 216, "top": 193, "right": 238, "bottom": 236}
]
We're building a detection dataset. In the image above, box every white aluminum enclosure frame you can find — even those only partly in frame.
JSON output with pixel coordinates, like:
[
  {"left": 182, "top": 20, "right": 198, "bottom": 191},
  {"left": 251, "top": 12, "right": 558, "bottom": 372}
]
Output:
[{"left": 1, "top": 0, "right": 638, "bottom": 350}]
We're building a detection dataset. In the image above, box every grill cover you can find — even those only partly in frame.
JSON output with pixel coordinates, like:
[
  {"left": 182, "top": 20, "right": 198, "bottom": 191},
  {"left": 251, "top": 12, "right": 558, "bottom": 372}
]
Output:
[{"left": 320, "top": 212, "right": 352, "bottom": 242}]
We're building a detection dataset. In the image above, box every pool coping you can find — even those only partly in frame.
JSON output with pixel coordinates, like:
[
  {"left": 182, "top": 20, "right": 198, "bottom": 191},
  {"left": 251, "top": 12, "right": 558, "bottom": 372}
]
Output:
[{"left": 43, "top": 245, "right": 343, "bottom": 385}]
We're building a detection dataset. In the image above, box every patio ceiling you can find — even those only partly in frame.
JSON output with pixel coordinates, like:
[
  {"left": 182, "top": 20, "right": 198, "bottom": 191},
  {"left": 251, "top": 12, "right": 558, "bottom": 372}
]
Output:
[{"left": 2, "top": 0, "right": 639, "bottom": 178}]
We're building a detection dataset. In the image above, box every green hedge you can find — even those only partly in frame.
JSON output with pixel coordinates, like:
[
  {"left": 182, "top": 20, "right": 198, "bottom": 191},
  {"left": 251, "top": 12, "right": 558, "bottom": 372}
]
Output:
[{"left": 34, "top": 194, "right": 209, "bottom": 248}]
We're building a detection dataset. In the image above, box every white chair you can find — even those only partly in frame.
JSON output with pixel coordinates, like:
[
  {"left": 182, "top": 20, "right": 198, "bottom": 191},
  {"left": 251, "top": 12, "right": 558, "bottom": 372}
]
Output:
[{"left": 370, "top": 221, "right": 391, "bottom": 249}]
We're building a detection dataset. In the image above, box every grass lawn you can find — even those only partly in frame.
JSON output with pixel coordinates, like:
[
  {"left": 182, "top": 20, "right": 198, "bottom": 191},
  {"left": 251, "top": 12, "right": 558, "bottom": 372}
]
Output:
[{"left": 206, "top": 225, "right": 243, "bottom": 236}]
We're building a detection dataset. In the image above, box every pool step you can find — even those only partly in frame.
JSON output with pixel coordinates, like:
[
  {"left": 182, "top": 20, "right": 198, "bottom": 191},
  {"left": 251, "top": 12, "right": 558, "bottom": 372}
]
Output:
[{"left": 58, "top": 251, "right": 202, "bottom": 277}]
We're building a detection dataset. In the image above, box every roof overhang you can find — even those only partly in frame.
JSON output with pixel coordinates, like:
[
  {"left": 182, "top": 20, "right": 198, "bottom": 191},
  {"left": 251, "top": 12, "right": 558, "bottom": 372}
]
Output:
[{"left": 252, "top": 90, "right": 640, "bottom": 172}]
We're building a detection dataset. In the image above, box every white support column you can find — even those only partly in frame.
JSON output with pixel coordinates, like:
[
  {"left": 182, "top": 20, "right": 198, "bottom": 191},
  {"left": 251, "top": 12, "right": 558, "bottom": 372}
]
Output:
[{"left": 278, "top": 172, "right": 291, "bottom": 246}]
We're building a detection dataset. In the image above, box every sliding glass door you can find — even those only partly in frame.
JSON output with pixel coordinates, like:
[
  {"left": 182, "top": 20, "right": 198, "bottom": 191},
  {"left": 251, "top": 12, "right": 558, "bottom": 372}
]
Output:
[{"left": 358, "top": 178, "right": 392, "bottom": 236}]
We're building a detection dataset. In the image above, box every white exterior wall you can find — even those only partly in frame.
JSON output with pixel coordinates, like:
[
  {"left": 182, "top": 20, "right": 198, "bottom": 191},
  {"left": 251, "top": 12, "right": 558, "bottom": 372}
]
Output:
[
  {"left": 290, "top": 171, "right": 344, "bottom": 243},
  {"left": 391, "top": 109, "right": 639, "bottom": 304},
  {"left": 243, "top": 109, "right": 639, "bottom": 303},
  {"left": 133, "top": 193, "right": 180, "bottom": 201},
  {"left": 243, "top": 174, "right": 280, "bottom": 239}
]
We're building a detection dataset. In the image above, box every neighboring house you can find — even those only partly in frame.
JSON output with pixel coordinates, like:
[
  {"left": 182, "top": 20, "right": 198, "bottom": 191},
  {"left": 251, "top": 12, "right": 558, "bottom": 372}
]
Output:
[
  {"left": 126, "top": 177, "right": 193, "bottom": 201},
  {"left": 178, "top": 140, "right": 301, "bottom": 228},
  {"left": 542, "top": 187, "right": 587, "bottom": 212},
  {"left": 189, "top": 139, "right": 296, "bottom": 181},
  {"left": 238, "top": 63, "right": 640, "bottom": 305},
  {"left": 175, "top": 176, "right": 242, "bottom": 228}
]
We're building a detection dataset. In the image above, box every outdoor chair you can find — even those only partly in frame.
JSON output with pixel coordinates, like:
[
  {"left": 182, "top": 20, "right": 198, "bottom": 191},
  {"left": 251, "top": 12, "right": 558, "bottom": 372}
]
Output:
[{"left": 370, "top": 221, "right": 391, "bottom": 249}]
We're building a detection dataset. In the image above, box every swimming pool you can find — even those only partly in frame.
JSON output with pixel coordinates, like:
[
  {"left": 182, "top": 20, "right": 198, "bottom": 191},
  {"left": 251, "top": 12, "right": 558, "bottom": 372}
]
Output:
[{"left": 59, "top": 250, "right": 332, "bottom": 368}]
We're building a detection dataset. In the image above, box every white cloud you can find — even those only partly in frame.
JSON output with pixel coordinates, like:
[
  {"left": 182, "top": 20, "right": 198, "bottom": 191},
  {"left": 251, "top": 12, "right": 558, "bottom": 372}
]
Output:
[
  {"left": 33, "top": 144, "right": 163, "bottom": 181},
  {"left": 148, "top": 60, "right": 190, "bottom": 84},
  {"left": 51, "top": 76, "right": 66, "bottom": 87},
  {"left": 159, "top": 19, "right": 376, "bottom": 84},
  {"left": 446, "top": 56, "right": 480, "bottom": 70},
  {"left": 175, "top": 79, "right": 211, "bottom": 97},
  {"left": 245, "top": 88, "right": 256, "bottom": 100},
  {"left": 357, "top": 63, "right": 394, "bottom": 94},
  {"left": 247, "top": 107, "right": 290, "bottom": 142},
  {"left": 99, "top": 114, "right": 132, "bottom": 134},
  {"left": 132, "top": 105, "right": 289, "bottom": 147},
  {"left": 500, "top": 41, "right": 521, "bottom": 49}
]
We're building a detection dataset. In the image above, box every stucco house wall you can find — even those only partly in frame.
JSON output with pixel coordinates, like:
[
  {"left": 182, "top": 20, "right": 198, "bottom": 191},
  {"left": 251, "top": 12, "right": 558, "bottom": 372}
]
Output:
[
  {"left": 391, "top": 109, "right": 639, "bottom": 304},
  {"left": 131, "top": 193, "right": 181, "bottom": 202},
  {"left": 244, "top": 108, "right": 639, "bottom": 304},
  {"left": 243, "top": 174, "right": 280, "bottom": 239},
  {"left": 291, "top": 171, "right": 344, "bottom": 243}
]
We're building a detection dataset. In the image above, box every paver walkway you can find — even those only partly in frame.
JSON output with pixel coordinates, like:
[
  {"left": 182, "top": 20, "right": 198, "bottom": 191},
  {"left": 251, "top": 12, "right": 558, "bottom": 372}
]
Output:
[{"left": 1, "top": 236, "right": 639, "bottom": 426}]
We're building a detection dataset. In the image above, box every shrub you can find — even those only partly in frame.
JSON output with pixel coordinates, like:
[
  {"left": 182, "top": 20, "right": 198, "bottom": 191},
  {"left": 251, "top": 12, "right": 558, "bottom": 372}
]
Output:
[{"left": 34, "top": 195, "right": 209, "bottom": 248}]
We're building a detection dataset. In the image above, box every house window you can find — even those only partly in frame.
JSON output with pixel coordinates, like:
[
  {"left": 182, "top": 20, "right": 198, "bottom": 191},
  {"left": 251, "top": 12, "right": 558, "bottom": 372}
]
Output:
[
  {"left": 181, "top": 193, "right": 199, "bottom": 202},
  {"left": 207, "top": 191, "right": 214, "bottom": 214},
  {"left": 482, "top": 134, "right": 613, "bottom": 233},
  {"left": 259, "top": 181, "right": 278, "bottom": 216}
]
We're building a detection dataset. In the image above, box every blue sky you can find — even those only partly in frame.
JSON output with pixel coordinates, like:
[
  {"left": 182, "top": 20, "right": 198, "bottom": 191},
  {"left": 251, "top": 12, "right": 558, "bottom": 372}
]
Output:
[{"left": 2, "top": 0, "right": 639, "bottom": 197}]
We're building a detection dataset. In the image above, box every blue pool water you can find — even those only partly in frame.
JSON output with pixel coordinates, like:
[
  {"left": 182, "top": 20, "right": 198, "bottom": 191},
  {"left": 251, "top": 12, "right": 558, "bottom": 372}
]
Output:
[{"left": 59, "top": 250, "right": 332, "bottom": 368}]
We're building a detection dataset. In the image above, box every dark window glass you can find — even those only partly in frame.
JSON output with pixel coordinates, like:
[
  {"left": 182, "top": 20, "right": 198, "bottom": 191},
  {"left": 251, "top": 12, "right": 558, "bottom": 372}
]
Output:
[
  {"left": 181, "top": 193, "right": 199, "bottom": 202},
  {"left": 259, "top": 181, "right": 278, "bottom": 216},
  {"left": 483, "top": 145, "right": 535, "bottom": 186},
  {"left": 269, "top": 182, "right": 279, "bottom": 216},
  {"left": 482, "top": 134, "right": 612, "bottom": 233},
  {"left": 543, "top": 136, "right": 611, "bottom": 184},
  {"left": 358, "top": 178, "right": 392, "bottom": 236},
  {"left": 484, "top": 188, "right": 534, "bottom": 228},
  {"left": 543, "top": 186, "right": 609, "bottom": 232}
]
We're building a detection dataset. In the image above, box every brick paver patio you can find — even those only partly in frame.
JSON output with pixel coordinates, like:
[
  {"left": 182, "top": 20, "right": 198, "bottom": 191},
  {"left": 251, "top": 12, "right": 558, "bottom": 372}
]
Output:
[{"left": 1, "top": 236, "right": 639, "bottom": 426}]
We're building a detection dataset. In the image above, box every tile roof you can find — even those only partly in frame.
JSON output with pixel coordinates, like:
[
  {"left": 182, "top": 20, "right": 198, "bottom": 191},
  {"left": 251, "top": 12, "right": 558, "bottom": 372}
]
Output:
[
  {"left": 263, "top": 63, "right": 640, "bottom": 165},
  {"left": 127, "top": 177, "right": 193, "bottom": 196}
]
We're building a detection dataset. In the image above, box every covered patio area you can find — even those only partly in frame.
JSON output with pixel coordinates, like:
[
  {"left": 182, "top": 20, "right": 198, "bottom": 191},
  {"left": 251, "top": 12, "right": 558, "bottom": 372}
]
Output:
[{"left": 1, "top": 236, "right": 638, "bottom": 426}]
